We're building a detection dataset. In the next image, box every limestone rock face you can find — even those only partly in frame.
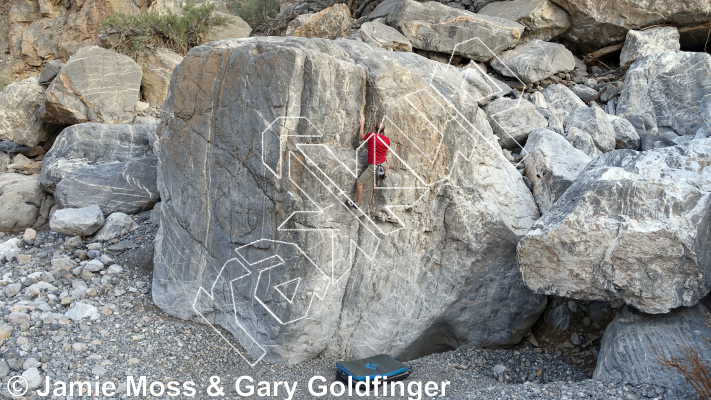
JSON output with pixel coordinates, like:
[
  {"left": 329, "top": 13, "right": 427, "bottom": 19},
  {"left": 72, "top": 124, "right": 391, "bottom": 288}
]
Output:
[
  {"left": 564, "top": 106, "right": 616, "bottom": 154},
  {"left": 491, "top": 40, "right": 574, "bottom": 84},
  {"left": 50, "top": 205, "right": 105, "bottom": 236},
  {"left": 137, "top": 48, "right": 183, "bottom": 106},
  {"left": 523, "top": 128, "right": 591, "bottom": 215},
  {"left": 616, "top": 51, "right": 711, "bottom": 138},
  {"left": 540, "top": 83, "right": 585, "bottom": 120},
  {"left": 550, "top": 0, "right": 711, "bottom": 49},
  {"left": 40, "top": 123, "right": 157, "bottom": 192},
  {"left": 619, "top": 27, "right": 680, "bottom": 69},
  {"left": 286, "top": 4, "right": 351, "bottom": 39},
  {"left": 594, "top": 304, "right": 711, "bottom": 395},
  {"left": 607, "top": 115, "right": 640, "bottom": 150},
  {"left": 42, "top": 46, "right": 142, "bottom": 125},
  {"left": 153, "top": 37, "right": 544, "bottom": 365},
  {"left": 388, "top": 0, "right": 525, "bottom": 62},
  {"left": 478, "top": 0, "right": 570, "bottom": 42},
  {"left": 0, "top": 78, "right": 51, "bottom": 147},
  {"left": 0, "top": 173, "right": 54, "bottom": 232},
  {"left": 518, "top": 140, "right": 711, "bottom": 314},
  {"left": 359, "top": 19, "right": 412, "bottom": 52},
  {"left": 54, "top": 157, "right": 159, "bottom": 215},
  {"left": 484, "top": 97, "right": 547, "bottom": 149}
]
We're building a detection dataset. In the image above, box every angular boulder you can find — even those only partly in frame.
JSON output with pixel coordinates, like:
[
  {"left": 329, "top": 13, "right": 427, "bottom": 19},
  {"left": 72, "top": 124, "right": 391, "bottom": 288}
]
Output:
[
  {"left": 491, "top": 40, "right": 575, "bottom": 84},
  {"left": 359, "top": 20, "right": 412, "bottom": 52},
  {"left": 154, "top": 37, "right": 544, "bottom": 365},
  {"left": 286, "top": 4, "right": 351, "bottom": 39},
  {"left": 484, "top": 97, "right": 547, "bottom": 149},
  {"left": 518, "top": 139, "right": 711, "bottom": 314},
  {"left": 619, "top": 27, "right": 680, "bottom": 69},
  {"left": 137, "top": 48, "right": 183, "bottom": 106},
  {"left": 571, "top": 84, "right": 597, "bottom": 102},
  {"left": 40, "top": 122, "right": 157, "bottom": 192},
  {"left": 479, "top": 0, "right": 570, "bottom": 42},
  {"left": 564, "top": 106, "right": 616, "bottom": 153},
  {"left": 523, "top": 128, "right": 591, "bottom": 214},
  {"left": 42, "top": 46, "right": 142, "bottom": 125},
  {"left": 550, "top": 0, "right": 711, "bottom": 49},
  {"left": 54, "top": 157, "right": 159, "bottom": 215},
  {"left": 38, "top": 60, "right": 64, "bottom": 86},
  {"left": 94, "top": 212, "right": 138, "bottom": 241},
  {"left": 607, "top": 115, "right": 640, "bottom": 150},
  {"left": 540, "top": 83, "right": 585, "bottom": 120},
  {"left": 564, "top": 126, "right": 600, "bottom": 157},
  {"left": 388, "top": 0, "right": 525, "bottom": 62},
  {"left": 0, "top": 173, "right": 54, "bottom": 232},
  {"left": 617, "top": 51, "right": 711, "bottom": 138},
  {"left": 594, "top": 304, "right": 711, "bottom": 395},
  {"left": 206, "top": 12, "right": 252, "bottom": 42},
  {"left": 461, "top": 66, "right": 511, "bottom": 105},
  {"left": 0, "top": 77, "right": 52, "bottom": 147},
  {"left": 50, "top": 205, "right": 105, "bottom": 236}
]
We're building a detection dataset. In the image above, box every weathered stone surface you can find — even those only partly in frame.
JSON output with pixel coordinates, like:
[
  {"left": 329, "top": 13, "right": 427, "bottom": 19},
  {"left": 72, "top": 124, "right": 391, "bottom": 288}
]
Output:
[
  {"left": 42, "top": 46, "right": 142, "bottom": 125},
  {"left": 367, "top": 0, "right": 403, "bottom": 21},
  {"left": 286, "top": 4, "right": 351, "bottom": 39},
  {"left": 518, "top": 139, "right": 711, "bottom": 314},
  {"left": 55, "top": 157, "right": 159, "bottom": 215},
  {"left": 550, "top": 0, "right": 711, "bottom": 49},
  {"left": 154, "top": 37, "right": 544, "bottom": 365},
  {"left": 206, "top": 12, "right": 251, "bottom": 42},
  {"left": 484, "top": 97, "right": 547, "bottom": 149},
  {"left": 95, "top": 212, "right": 138, "bottom": 241},
  {"left": 564, "top": 127, "right": 600, "bottom": 158},
  {"left": 0, "top": 78, "right": 51, "bottom": 147},
  {"left": 388, "top": 0, "right": 525, "bottom": 62},
  {"left": 461, "top": 66, "right": 511, "bottom": 105},
  {"left": 479, "top": 0, "right": 569, "bottom": 42},
  {"left": 565, "top": 106, "right": 616, "bottom": 153},
  {"left": 491, "top": 40, "right": 574, "bottom": 84},
  {"left": 359, "top": 19, "right": 412, "bottom": 52},
  {"left": 620, "top": 27, "right": 680, "bottom": 69},
  {"left": 523, "top": 128, "right": 591, "bottom": 214},
  {"left": 570, "top": 84, "right": 596, "bottom": 102},
  {"left": 40, "top": 122, "right": 157, "bottom": 192},
  {"left": 0, "top": 173, "right": 54, "bottom": 232},
  {"left": 540, "top": 83, "right": 585, "bottom": 120},
  {"left": 50, "top": 205, "right": 105, "bottom": 236},
  {"left": 137, "top": 48, "right": 183, "bottom": 106},
  {"left": 617, "top": 51, "right": 711, "bottom": 138},
  {"left": 594, "top": 304, "right": 711, "bottom": 395},
  {"left": 607, "top": 115, "right": 640, "bottom": 150},
  {"left": 38, "top": 60, "right": 64, "bottom": 86}
]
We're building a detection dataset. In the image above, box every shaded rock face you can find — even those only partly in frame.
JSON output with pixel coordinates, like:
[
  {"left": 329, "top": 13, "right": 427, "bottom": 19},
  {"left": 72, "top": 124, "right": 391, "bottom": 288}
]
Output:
[
  {"left": 523, "top": 128, "right": 591, "bottom": 215},
  {"left": 388, "top": 0, "right": 524, "bottom": 62},
  {"left": 42, "top": 46, "right": 142, "bottom": 125},
  {"left": 154, "top": 37, "right": 544, "bottom": 365},
  {"left": 550, "top": 0, "right": 711, "bottom": 49},
  {"left": 607, "top": 115, "right": 640, "bottom": 150},
  {"left": 286, "top": 4, "right": 351, "bottom": 39},
  {"left": 518, "top": 140, "right": 711, "bottom": 314},
  {"left": 137, "top": 48, "right": 183, "bottom": 107},
  {"left": 594, "top": 304, "right": 711, "bottom": 395},
  {"left": 0, "top": 173, "right": 54, "bottom": 232},
  {"left": 54, "top": 156, "right": 159, "bottom": 215},
  {"left": 359, "top": 19, "right": 412, "bottom": 52},
  {"left": 478, "top": 0, "right": 569, "bottom": 42},
  {"left": 491, "top": 40, "right": 574, "bottom": 84},
  {"left": 617, "top": 51, "right": 711, "bottom": 138},
  {"left": 40, "top": 123, "right": 157, "bottom": 192},
  {"left": 619, "top": 27, "right": 680, "bottom": 69},
  {"left": 484, "top": 97, "right": 547, "bottom": 149},
  {"left": 0, "top": 77, "right": 51, "bottom": 147}
]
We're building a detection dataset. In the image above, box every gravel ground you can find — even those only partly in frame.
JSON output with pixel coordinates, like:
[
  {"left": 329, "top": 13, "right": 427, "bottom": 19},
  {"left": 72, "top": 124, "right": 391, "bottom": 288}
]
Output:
[{"left": 0, "top": 215, "right": 698, "bottom": 400}]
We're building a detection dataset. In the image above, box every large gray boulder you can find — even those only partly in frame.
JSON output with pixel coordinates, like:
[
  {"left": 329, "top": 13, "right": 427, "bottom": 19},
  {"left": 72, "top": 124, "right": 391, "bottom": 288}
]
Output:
[
  {"left": 478, "top": 0, "right": 570, "bottom": 42},
  {"left": 491, "top": 40, "right": 575, "bottom": 84},
  {"left": 40, "top": 123, "right": 157, "bottom": 192},
  {"left": 388, "top": 0, "right": 525, "bottom": 62},
  {"left": 523, "top": 128, "right": 591, "bottom": 214},
  {"left": 154, "top": 37, "right": 544, "bottom": 365},
  {"left": 550, "top": 0, "right": 711, "bottom": 49},
  {"left": 42, "top": 46, "right": 142, "bottom": 125},
  {"left": 0, "top": 173, "right": 54, "bottom": 232},
  {"left": 540, "top": 83, "right": 585, "bottom": 120},
  {"left": 518, "top": 139, "right": 711, "bottom": 314},
  {"left": 607, "top": 115, "right": 640, "bottom": 150},
  {"left": 617, "top": 51, "right": 711, "bottom": 138},
  {"left": 54, "top": 157, "right": 159, "bottom": 215},
  {"left": 619, "top": 27, "right": 680, "bottom": 69},
  {"left": 594, "top": 304, "right": 711, "bottom": 395},
  {"left": 484, "top": 97, "right": 547, "bottom": 149},
  {"left": 0, "top": 78, "right": 52, "bottom": 147},
  {"left": 50, "top": 205, "right": 105, "bottom": 236},
  {"left": 564, "top": 106, "right": 616, "bottom": 153},
  {"left": 359, "top": 19, "right": 412, "bottom": 52}
]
